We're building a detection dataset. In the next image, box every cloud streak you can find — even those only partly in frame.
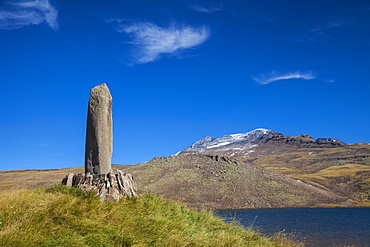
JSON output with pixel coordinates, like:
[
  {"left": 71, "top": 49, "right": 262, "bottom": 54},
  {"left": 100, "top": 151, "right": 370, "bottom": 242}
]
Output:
[
  {"left": 300, "top": 20, "right": 350, "bottom": 42},
  {"left": 309, "top": 21, "right": 348, "bottom": 33},
  {"left": 0, "top": 0, "right": 58, "bottom": 30},
  {"left": 114, "top": 21, "right": 209, "bottom": 64},
  {"left": 189, "top": 3, "right": 223, "bottom": 13},
  {"left": 252, "top": 71, "right": 317, "bottom": 85}
]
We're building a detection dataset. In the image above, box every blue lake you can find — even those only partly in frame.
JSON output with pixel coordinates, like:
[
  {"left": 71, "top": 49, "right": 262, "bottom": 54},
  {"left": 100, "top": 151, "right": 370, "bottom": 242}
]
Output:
[{"left": 215, "top": 207, "right": 370, "bottom": 246}]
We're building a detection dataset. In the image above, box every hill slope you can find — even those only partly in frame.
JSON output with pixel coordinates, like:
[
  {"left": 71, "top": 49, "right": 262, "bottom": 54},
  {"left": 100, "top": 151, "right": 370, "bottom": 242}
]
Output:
[
  {"left": 1, "top": 185, "right": 296, "bottom": 247},
  {"left": 177, "top": 129, "right": 370, "bottom": 206},
  {"left": 122, "top": 155, "right": 349, "bottom": 209}
]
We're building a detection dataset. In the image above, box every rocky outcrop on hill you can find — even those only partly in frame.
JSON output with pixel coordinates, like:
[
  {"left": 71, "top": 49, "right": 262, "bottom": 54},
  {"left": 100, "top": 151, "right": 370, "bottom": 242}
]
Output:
[
  {"left": 268, "top": 134, "right": 345, "bottom": 147},
  {"left": 316, "top": 138, "right": 346, "bottom": 145}
]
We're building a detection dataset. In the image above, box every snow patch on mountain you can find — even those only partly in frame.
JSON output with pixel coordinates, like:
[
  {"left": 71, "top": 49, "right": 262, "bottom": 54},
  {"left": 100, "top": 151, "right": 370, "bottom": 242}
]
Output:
[{"left": 207, "top": 141, "right": 231, "bottom": 149}]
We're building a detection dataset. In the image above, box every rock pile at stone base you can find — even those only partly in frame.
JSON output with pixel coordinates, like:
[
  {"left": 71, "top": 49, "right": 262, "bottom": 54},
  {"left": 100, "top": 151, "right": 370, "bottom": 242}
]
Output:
[{"left": 62, "top": 170, "right": 137, "bottom": 202}]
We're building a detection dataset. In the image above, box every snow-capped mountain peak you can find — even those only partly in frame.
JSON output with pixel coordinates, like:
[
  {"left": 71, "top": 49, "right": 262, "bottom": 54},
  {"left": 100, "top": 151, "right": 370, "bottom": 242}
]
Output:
[
  {"left": 187, "top": 129, "right": 275, "bottom": 151},
  {"left": 189, "top": 136, "right": 216, "bottom": 148},
  {"left": 176, "top": 128, "right": 346, "bottom": 159}
]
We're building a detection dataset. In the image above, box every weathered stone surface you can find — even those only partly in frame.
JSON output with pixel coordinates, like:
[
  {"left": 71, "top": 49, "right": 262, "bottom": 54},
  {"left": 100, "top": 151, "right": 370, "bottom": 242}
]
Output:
[
  {"left": 61, "top": 170, "right": 137, "bottom": 202},
  {"left": 84, "top": 83, "right": 113, "bottom": 177},
  {"left": 66, "top": 173, "right": 74, "bottom": 187}
]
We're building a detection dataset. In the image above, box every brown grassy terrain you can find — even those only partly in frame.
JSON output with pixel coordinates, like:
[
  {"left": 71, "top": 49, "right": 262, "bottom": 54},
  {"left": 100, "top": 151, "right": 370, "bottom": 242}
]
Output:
[
  {"left": 2, "top": 142, "right": 369, "bottom": 209},
  {"left": 0, "top": 165, "right": 128, "bottom": 191},
  {"left": 232, "top": 143, "right": 370, "bottom": 207},
  {"left": 120, "top": 155, "right": 349, "bottom": 209}
]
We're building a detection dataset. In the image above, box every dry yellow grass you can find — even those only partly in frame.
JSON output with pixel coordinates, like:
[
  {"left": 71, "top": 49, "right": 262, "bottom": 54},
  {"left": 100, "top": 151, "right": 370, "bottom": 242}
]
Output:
[
  {"left": 255, "top": 165, "right": 301, "bottom": 175},
  {"left": 0, "top": 185, "right": 301, "bottom": 247},
  {"left": 0, "top": 165, "right": 128, "bottom": 191},
  {"left": 297, "top": 164, "right": 370, "bottom": 181},
  {"left": 316, "top": 164, "right": 370, "bottom": 177},
  {"left": 0, "top": 167, "right": 83, "bottom": 190}
]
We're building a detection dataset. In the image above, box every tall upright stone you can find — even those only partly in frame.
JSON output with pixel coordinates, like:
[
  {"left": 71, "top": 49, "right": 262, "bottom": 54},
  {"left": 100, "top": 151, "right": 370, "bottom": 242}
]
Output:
[
  {"left": 84, "top": 83, "right": 112, "bottom": 177},
  {"left": 62, "top": 84, "right": 137, "bottom": 201}
]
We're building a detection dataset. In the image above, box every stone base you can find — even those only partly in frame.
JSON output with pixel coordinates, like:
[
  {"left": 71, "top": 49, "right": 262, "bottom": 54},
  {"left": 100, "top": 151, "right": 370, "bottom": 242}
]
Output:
[{"left": 62, "top": 169, "right": 137, "bottom": 202}]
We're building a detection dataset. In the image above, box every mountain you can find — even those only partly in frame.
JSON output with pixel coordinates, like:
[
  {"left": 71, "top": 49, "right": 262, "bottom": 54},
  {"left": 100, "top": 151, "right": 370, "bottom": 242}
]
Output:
[
  {"left": 177, "top": 129, "right": 345, "bottom": 157},
  {"left": 122, "top": 154, "right": 349, "bottom": 209},
  {"left": 176, "top": 129, "right": 370, "bottom": 205}
]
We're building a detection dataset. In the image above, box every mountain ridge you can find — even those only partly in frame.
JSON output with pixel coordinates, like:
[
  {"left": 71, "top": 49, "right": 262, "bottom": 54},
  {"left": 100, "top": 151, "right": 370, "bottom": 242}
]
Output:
[
  {"left": 178, "top": 128, "right": 345, "bottom": 157},
  {"left": 175, "top": 128, "right": 370, "bottom": 205}
]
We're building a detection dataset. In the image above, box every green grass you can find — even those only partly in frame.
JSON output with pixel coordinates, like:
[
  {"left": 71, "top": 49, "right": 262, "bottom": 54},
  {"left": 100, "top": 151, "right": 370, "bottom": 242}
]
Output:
[{"left": 0, "top": 185, "right": 299, "bottom": 247}]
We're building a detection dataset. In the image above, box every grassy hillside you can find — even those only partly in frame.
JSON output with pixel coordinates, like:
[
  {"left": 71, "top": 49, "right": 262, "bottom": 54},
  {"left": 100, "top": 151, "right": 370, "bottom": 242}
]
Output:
[
  {"left": 0, "top": 185, "right": 301, "bottom": 247},
  {"left": 121, "top": 155, "right": 348, "bottom": 209},
  {"left": 238, "top": 143, "right": 370, "bottom": 207}
]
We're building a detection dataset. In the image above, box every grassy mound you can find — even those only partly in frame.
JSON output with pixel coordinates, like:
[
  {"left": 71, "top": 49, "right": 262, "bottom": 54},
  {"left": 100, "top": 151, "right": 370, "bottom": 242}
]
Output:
[{"left": 0, "top": 185, "right": 299, "bottom": 247}]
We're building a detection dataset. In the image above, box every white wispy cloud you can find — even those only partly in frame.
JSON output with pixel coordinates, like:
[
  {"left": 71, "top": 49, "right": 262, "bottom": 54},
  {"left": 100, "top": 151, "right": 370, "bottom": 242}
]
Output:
[
  {"left": 114, "top": 21, "right": 210, "bottom": 64},
  {"left": 0, "top": 0, "right": 58, "bottom": 30},
  {"left": 298, "top": 15, "right": 365, "bottom": 43},
  {"left": 309, "top": 21, "right": 348, "bottom": 33},
  {"left": 302, "top": 21, "right": 350, "bottom": 41},
  {"left": 189, "top": 3, "right": 223, "bottom": 13},
  {"left": 252, "top": 71, "right": 317, "bottom": 85}
]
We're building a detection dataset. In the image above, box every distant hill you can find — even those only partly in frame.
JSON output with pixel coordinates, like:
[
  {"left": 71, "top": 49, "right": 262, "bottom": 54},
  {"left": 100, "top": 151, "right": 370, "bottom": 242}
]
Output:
[
  {"left": 121, "top": 154, "right": 349, "bottom": 209},
  {"left": 175, "top": 129, "right": 370, "bottom": 206}
]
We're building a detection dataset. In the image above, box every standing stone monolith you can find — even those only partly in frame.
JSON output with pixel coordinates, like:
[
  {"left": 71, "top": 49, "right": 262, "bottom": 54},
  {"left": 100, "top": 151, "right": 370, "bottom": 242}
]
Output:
[
  {"left": 62, "top": 83, "right": 137, "bottom": 201},
  {"left": 84, "top": 83, "right": 112, "bottom": 178}
]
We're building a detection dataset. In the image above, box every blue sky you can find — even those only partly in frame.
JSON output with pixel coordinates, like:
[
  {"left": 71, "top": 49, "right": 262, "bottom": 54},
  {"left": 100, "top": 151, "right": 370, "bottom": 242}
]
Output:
[{"left": 0, "top": 0, "right": 369, "bottom": 171}]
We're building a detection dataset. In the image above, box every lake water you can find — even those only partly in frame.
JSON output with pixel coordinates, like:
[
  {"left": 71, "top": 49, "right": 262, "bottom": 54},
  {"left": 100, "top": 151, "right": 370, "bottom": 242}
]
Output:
[{"left": 215, "top": 207, "right": 370, "bottom": 246}]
